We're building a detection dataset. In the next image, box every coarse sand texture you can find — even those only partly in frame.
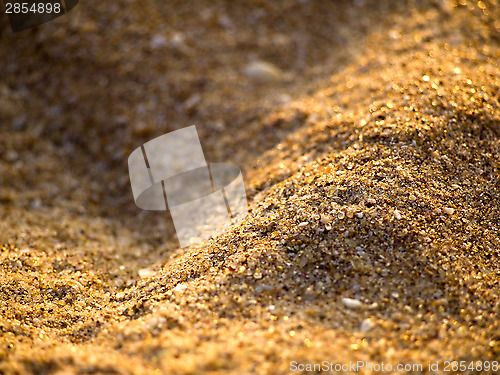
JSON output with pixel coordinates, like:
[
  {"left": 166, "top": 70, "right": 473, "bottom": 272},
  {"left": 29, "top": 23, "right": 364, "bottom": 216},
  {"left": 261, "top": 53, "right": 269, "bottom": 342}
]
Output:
[{"left": 0, "top": 0, "right": 499, "bottom": 374}]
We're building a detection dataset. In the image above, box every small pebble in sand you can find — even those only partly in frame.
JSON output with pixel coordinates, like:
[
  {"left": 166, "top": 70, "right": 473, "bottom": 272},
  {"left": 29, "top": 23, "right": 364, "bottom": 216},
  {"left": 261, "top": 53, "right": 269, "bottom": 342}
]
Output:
[
  {"left": 138, "top": 268, "right": 155, "bottom": 278},
  {"left": 320, "top": 215, "right": 330, "bottom": 224},
  {"left": 31, "top": 199, "right": 42, "bottom": 209},
  {"left": 342, "top": 297, "right": 363, "bottom": 309},
  {"left": 298, "top": 221, "right": 309, "bottom": 227},
  {"left": 337, "top": 211, "right": 345, "bottom": 220},
  {"left": 173, "top": 284, "right": 187, "bottom": 293},
  {"left": 394, "top": 210, "right": 402, "bottom": 220},
  {"left": 116, "top": 292, "right": 125, "bottom": 300},
  {"left": 360, "top": 318, "right": 376, "bottom": 333},
  {"left": 244, "top": 61, "right": 283, "bottom": 83},
  {"left": 150, "top": 34, "right": 168, "bottom": 49},
  {"left": 443, "top": 207, "right": 454, "bottom": 215}
]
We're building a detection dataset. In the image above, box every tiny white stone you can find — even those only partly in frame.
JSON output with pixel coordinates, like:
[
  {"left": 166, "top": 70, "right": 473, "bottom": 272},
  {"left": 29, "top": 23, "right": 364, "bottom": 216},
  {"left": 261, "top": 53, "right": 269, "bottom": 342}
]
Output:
[
  {"left": 116, "top": 292, "right": 125, "bottom": 299},
  {"left": 342, "top": 297, "right": 363, "bottom": 309},
  {"left": 183, "top": 93, "right": 202, "bottom": 110},
  {"left": 298, "top": 221, "right": 309, "bottom": 227},
  {"left": 31, "top": 198, "right": 42, "bottom": 209},
  {"left": 169, "top": 32, "right": 186, "bottom": 49},
  {"left": 394, "top": 210, "right": 402, "bottom": 220},
  {"left": 443, "top": 207, "right": 454, "bottom": 215},
  {"left": 138, "top": 268, "right": 154, "bottom": 278},
  {"left": 367, "top": 302, "right": 379, "bottom": 310},
  {"left": 173, "top": 284, "right": 187, "bottom": 293},
  {"left": 150, "top": 34, "right": 167, "bottom": 49},
  {"left": 244, "top": 61, "right": 283, "bottom": 83},
  {"left": 276, "top": 93, "right": 292, "bottom": 105},
  {"left": 360, "top": 318, "right": 375, "bottom": 333}
]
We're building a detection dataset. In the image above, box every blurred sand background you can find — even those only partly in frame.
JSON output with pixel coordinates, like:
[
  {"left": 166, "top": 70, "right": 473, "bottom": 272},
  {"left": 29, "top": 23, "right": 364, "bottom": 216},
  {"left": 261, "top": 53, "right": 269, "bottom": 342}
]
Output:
[{"left": 0, "top": 0, "right": 499, "bottom": 373}]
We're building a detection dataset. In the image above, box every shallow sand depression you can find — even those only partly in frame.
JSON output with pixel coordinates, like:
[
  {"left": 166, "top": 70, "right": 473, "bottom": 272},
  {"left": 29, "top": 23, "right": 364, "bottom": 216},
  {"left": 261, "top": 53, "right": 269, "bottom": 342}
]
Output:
[{"left": 0, "top": 0, "right": 499, "bottom": 374}]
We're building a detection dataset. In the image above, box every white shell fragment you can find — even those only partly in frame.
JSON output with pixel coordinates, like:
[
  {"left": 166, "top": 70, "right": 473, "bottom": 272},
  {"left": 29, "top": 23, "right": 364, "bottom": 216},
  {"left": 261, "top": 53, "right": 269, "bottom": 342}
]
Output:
[
  {"left": 342, "top": 297, "right": 363, "bottom": 309},
  {"left": 360, "top": 318, "right": 376, "bottom": 333},
  {"left": 138, "top": 268, "right": 155, "bottom": 278},
  {"left": 173, "top": 284, "right": 187, "bottom": 293},
  {"left": 244, "top": 61, "right": 283, "bottom": 83},
  {"left": 443, "top": 207, "right": 454, "bottom": 215}
]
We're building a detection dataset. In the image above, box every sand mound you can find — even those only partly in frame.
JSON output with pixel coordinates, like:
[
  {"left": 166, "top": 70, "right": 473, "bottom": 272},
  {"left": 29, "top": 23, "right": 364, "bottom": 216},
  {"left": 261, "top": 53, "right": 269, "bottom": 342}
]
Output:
[{"left": 1, "top": 0, "right": 499, "bottom": 373}]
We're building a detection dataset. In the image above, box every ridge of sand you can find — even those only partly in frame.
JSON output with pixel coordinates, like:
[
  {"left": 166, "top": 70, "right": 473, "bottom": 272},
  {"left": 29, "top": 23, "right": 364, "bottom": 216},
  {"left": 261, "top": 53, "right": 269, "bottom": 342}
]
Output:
[{"left": 0, "top": 1, "right": 499, "bottom": 374}]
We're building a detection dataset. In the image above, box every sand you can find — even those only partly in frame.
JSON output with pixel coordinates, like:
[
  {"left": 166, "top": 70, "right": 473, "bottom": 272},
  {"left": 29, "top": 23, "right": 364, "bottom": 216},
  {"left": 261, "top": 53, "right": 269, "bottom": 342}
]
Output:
[{"left": 0, "top": 0, "right": 499, "bottom": 374}]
